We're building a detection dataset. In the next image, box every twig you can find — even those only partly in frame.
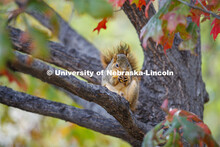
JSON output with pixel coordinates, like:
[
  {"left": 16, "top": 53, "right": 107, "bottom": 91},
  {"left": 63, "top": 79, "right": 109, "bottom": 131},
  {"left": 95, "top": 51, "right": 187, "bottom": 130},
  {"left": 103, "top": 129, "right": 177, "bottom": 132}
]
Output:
[
  {"left": 177, "top": 0, "right": 220, "bottom": 19},
  {"left": 114, "top": 8, "right": 122, "bottom": 12},
  {"left": 197, "top": 0, "right": 208, "bottom": 11}
]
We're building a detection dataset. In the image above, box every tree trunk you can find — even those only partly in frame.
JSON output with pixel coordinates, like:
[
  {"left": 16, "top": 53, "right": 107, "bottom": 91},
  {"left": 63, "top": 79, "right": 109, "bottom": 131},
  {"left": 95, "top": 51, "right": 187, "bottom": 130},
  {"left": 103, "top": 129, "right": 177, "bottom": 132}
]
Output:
[
  {"left": 123, "top": 1, "right": 208, "bottom": 126},
  {"left": 0, "top": 0, "right": 210, "bottom": 146}
]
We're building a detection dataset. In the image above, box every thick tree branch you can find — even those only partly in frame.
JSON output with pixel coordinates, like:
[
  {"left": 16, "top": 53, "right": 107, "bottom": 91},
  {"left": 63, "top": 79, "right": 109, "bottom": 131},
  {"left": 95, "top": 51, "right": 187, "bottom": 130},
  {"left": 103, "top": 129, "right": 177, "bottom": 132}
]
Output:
[
  {"left": 9, "top": 26, "right": 110, "bottom": 119},
  {"left": 122, "top": 0, "right": 208, "bottom": 125},
  {"left": 57, "top": 87, "right": 113, "bottom": 118},
  {"left": 11, "top": 0, "right": 209, "bottom": 144},
  {"left": 15, "top": 0, "right": 101, "bottom": 59},
  {"left": 122, "top": 0, "right": 156, "bottom": 34},
  {"left": 9, "top": 51, "right": 152, "bottom": 141},
  {"left": 9, "top": 26, "right": 101, "bottom": 84},
  {"left": 0, "top": 86, "right": 141, "bottom": 146}
]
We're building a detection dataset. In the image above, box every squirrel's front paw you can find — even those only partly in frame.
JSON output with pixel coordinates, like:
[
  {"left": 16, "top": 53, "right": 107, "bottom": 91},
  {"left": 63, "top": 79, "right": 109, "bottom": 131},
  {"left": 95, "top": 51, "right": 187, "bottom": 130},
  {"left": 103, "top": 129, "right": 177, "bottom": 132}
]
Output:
[
  {"left": 123, "top": 76, "right": 128, "bottom": 82},
  {"left": 118, "top": 75, "right": 124, "bottom": 83},
  {"left": 118, "top": 75, "right": 129, "bottom": 83}
]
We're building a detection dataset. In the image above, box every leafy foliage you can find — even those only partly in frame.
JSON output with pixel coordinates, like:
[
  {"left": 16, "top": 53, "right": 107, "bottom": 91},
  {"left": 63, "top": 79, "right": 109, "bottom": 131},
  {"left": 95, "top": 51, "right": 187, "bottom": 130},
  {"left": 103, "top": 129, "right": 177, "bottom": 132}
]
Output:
[
  {"left": 142, "top": 99, "right": 219, "bottom": 147},
  {"left": 95, "top": 0, "right": 219, "bottom": 54},
  {"left": 0, "top": 16, "right": 14, "bottom": 70},
  {"left": 72, "top": 0, "right": 113, "bottom": 18},
  {"left": 0, "top": 0, "right": 59, "bottom": 88},
  {"left": 211, "top": 18, "right": 220, "bottom": 40},
  {"left": 0, "top": 0, "right": 219, "bottom": 146},
  {"left": 141, "top": 0, "right": 199, "bottom": 53},
  {"left": 140, "top": 12, "right": 163, "bottom": 48},
  {"left": 130, "top": 0, "right": 146, "bottom": 10},
  {"left": 0, "top": 68, "right": 27, "bottom": 90}
]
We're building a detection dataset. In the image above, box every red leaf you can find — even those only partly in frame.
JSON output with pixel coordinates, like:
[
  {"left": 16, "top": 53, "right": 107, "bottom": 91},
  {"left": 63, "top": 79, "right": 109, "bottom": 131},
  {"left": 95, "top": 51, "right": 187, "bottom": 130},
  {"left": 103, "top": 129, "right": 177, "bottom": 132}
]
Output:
[
  {"left": 137, "top": 0, "right": 146, "bottom": 10},
  {"left": 166, "top": 108, "right": 178, "bottom": 122},
  {"left": 161, "top": 98, "right": 169, "bottom": 113},
  {"left": 202, "top": 134, "right": 219, "bottom": 147},
  {"left": 189, "top": 0, "right": 211, "bottom": 25},
  {"left": 190, "top": 9, "right": 210, "bottom": 26},
  {"left": 207, "top": 0, "right": 219, "bottom": 5},
  {"left": 0, "top": 69, "right": 27, "bottom": 90},
  {"left": 210, "top": 18, "right": 220, "bottom": 40},
  {"left": 162, "top": 11, "right": 187, "bottom": 33},
  {"left": 130, "top": 0, "right": 146, "bottom": 10},
  {"left": 0, "top": 0, "right": 13, "bottom": 4},
  {"left": 93, "top": 18, "right": 108, "bottom": 34},
  {"left": 190, "top": 10, "right": 201, "bottom": 26},
  {"left": 109, "top": 0, "right": 126, "bottom": 7},
  {"left": 159, "top": 31, "right": 175, "bottom": 54},
  {"left": 196, "top": 122, "right": 212, "bottom": 135}
]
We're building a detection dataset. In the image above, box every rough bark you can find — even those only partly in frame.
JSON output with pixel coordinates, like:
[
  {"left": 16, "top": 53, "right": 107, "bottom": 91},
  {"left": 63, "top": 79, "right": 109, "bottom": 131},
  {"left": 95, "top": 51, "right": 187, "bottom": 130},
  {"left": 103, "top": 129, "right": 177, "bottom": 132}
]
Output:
[
  {"left": 9, "top": 51, "right": 152, "bottom": 141},
  {"left": 122, "top": 1, "right": 208, "bottom": 126},
  {"left": 9, "top": 26, "right": 112, "bottom": 118},
  {"left": 9, "top": 27, "right": 101, "bottom": 84},
  {"left": 57, "top": 87, "right": 112, "bottom": 118},
  {"left": 0, "top": 86, "right": 141, "bottom": 146},
  {"left": 0, "top": 0, "right": 209, "bottom": 146},
  {"left": 15, "top": 0, "right": 101, "bottom": 58}
]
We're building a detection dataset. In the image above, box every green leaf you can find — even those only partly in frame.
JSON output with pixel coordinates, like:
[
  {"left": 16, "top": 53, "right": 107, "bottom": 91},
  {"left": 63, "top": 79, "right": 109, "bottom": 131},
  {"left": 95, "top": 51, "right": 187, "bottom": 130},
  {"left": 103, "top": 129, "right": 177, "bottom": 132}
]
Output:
[
  {"left": 142, "top": 122, "right": 163, "bottom": 147},
  {"left": 0, "top": 16, "right": 14, "bottom": 70},
  {"left": 164, "top": 132, "right": 174, "bottom": 147},
  {"left": 72, "top": 0, "right": 113, "bottom": 19},
  {"left": 179, "top": 22, "right": 199, "bottom": 52},
  {"left": 164, "top": 116, "right": 181, "bottom": 136},
  {"left": 0, "top": 106, "right": 14, "bottom": 124},
  {"left": 28, "top": 26, "right": 50, "bottom": 57},
  {"left": 26, "top": 0, "right": 60, "bottom": 37},
  {"left": 142, "top": 129, "right": 154, "bottom": 147},
  {"left": 173, "top": 131, "right": 182, "bottom": 147},
  {"left": 26, "top": 0, "right": 48, "bottom": 13},
  {"left": 140, "top": 0, "right": 171, "bottom": 48},
  {"left": 179, "top": 117, "right": 203, "bottom": 144},
  {"left": 140, "top": 14, "right": 164, "bottom": 48},
  {"left": 22, "top": 15, "right": 50, "bottom": 58}
]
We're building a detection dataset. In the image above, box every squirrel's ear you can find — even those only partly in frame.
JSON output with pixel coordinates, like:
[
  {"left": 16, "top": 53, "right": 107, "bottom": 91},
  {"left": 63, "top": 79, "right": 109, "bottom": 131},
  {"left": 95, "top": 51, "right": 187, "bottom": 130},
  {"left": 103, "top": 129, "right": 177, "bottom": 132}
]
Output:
[
  {"left": 113, "top": 54, "right": 117, "bottom": 63},
  {"left": 126, "top": 53, "right": 130, "bottom": 58}
]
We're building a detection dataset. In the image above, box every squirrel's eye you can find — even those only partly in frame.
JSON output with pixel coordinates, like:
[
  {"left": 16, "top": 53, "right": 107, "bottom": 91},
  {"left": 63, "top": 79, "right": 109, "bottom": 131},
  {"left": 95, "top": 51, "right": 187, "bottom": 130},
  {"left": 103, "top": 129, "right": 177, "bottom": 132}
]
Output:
[{"left": 116, "top": 64, "right": 119, "bottom": 67}]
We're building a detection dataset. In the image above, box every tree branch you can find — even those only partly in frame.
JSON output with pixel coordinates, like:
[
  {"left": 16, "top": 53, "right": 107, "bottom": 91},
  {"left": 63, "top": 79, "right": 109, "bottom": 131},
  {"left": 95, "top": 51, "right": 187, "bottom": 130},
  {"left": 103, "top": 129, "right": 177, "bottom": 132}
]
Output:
[
  {"left": 15, "top": 0, "right": 101, "bottom": 58},
  {"left": 9, "top": 26, "right": 110, "bottom": 118},
  {"left": 0, "top": 86, "right": 141, "bottom": 146},
  {"left": 9, "top": 26, "right": 101, "bottom": 84},
  {"left": 9, "top": 51, "right": 152, "bottom": 141},
  {"left": 177, "top": 0, "right": 220, "bottom": 19},
  {"left": 122, "top": 0, "right": 156, "bottom": 34},
  {"left": 57, "top": 87, "right": 113, "bottom": 118},
  {"left": 122, "top": 0, "right": 208, "bottom": 125}
]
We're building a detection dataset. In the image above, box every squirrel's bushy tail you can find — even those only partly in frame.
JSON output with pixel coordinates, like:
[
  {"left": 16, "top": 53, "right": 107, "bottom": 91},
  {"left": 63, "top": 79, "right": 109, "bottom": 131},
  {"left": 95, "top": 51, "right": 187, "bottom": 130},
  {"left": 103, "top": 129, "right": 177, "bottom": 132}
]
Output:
[{"left": 101, "top": 43, "right": 138, "bottom": 71}]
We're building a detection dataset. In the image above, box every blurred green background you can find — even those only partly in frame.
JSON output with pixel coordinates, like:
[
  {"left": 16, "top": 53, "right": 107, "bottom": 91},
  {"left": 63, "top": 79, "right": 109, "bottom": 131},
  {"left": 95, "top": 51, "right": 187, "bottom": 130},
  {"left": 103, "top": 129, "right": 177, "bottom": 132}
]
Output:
[{"left": 0, "top": 0, "right": 219, "bottom": 146}]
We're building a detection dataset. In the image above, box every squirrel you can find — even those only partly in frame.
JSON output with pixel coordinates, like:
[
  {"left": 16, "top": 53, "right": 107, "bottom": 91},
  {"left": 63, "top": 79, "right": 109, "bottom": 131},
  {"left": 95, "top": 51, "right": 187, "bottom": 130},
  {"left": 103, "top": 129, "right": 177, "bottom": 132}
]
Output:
[{"left": 101, "top": 43, "right": 139, "bottom": 111}]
